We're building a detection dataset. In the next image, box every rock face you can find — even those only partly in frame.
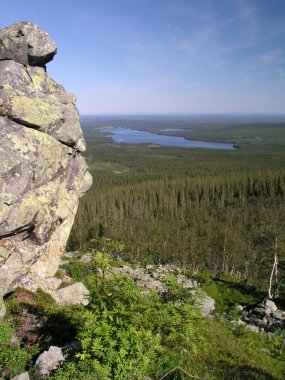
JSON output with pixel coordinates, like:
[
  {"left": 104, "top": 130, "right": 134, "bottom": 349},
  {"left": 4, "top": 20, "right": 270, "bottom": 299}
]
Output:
[{"left": 0, "top": 22, "right": 92, "bottom": 316}]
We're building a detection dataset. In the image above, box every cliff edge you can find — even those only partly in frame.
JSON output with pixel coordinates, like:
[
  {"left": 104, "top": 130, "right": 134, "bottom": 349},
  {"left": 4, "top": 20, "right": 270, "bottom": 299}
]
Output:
[{"left": 0, "top": 22, "right": 92, "bottom": 316}]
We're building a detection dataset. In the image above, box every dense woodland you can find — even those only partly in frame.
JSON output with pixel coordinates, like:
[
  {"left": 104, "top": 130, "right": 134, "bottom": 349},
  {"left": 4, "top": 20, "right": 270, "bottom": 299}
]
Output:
[
  {"left": 2, "top": 116, "right": 285, "bottom": 380},
  {"left": 69, "top": 116, "right": 285, "bottom": 291}
]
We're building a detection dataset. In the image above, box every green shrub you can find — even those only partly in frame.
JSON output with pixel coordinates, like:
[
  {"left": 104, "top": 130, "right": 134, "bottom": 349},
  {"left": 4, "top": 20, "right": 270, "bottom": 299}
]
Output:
[
  {"left": 0, "top": 322, "right": 29, "bottom": 379},
  {"left": 73, "top": 274, "right": 203, "bottom": 380}
]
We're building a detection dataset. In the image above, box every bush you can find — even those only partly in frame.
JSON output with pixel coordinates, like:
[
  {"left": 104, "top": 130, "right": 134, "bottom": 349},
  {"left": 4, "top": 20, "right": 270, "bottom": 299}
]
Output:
[{"left": 0, "top": 322, "right": 29, "bottom": 379}]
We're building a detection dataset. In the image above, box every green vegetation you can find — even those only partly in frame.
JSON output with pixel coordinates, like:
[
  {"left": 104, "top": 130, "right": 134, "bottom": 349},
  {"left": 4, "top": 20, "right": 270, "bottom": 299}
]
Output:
[
  {"left": 2, "top": 241, "right": 285, "bottom": 379},
  {"left": 0, "top": 322, "right": 30, "bottom": 378}
]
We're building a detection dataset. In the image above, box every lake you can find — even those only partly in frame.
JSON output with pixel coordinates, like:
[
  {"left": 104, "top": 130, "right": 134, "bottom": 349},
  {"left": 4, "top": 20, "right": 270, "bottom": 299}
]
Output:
[{"left": 100, "top": 127, "right": 236, "bottom": 150}]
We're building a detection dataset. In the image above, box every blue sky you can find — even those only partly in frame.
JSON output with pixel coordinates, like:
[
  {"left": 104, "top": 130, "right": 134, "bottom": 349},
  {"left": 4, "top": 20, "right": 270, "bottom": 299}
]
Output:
[{"left": 1, "top": 0, "right": 285, "bottom": 114}]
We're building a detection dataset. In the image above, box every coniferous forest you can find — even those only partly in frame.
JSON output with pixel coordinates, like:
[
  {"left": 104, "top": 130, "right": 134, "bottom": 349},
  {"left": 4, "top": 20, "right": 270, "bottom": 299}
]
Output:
[
  {"left": 69, "top": 115, "right": 285, "bottom": 292},
  {"left": 3, "top": 115, "right": 285, "bottom": 380}
]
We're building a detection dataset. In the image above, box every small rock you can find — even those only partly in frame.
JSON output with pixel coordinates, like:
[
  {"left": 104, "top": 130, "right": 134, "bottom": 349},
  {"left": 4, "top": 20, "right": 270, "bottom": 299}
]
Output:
[
  {"left": 80, "top": 253, "right": 93, "bottom": 264},
  {"left": 246, "top": 324, "right": 260, "bottom": 333},
  {"left": 55, "top": 282, "right": 89, "bottom": 306},
  {"left": 176, "top": 274, "right": 197, "bottom": 289},
  {"left": 253, "top": 307, "right": 267, "bottom": 316},
  {"left": 11, "top": 372, "right": 30, "bottom": 380},
  {"left": 55, "top": 268, "right": 72, "bottom": 283},
  {"left": 196, "top": 295, "right": 215, "bottom": 316},
  {"left": 262, "top": 299, "right": 277, "bottom": 313},
  {"left": 272, "top": 309, "right": 283, "bottom": 320},
  {"left": 136, "top": 279, "right": 167, "bottom": 293},
  {"left": 62, "top": 251, "right": 78, "bottom": 259},
  {"left": 236, "top": 304, "right": 243, "bottom": 311},
  {"left": 43, "top": 277, "right": 62, "bottom": 291},
  {"left": 20, "top": 277, "right": 38, "bottom": 293},
  {"left": 35, "top": 346, "right": 64, "bottom": 376},
  {"left": 0, "top": 299, "right": 6, "bottom": 319}
]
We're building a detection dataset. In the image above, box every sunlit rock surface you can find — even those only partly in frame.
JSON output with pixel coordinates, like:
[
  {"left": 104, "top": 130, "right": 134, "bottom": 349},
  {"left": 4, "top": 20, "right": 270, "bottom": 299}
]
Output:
[{"left": 0, "top": 22, "right": 92, "bottom": 316}]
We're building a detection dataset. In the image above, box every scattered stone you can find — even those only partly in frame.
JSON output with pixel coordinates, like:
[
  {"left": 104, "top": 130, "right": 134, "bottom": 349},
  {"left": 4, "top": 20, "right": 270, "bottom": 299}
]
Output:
[
  {"left": 62, "top": 251, "right": 78, "bottom": 259},
  {"left": 111, "top": 265, "right": 167, "bottom": 293},
  {"left": 80, "top": 253, "right": 93, "bottom": 263},
  {"left": 108, "top": 264, "right": 197, "bottom": 294},
  {"left": 176, "top": 274, "right": 197, "bottom": 289},
  {"left": 10, "top": 333, "right": 20, "bottom": 346},
  {"left": 240, "top": 299, "right": 285, "bottom": 333},
  {"left": 20, "top": 277, "right": 38, "bottom": 293},
  {"left": 246, "top": 324, "right": 260, "bottom": 333},
  {"left": 196, "top": 294, "right": 215, "bottom": 316},
  {"left": 236, "top": 304, "right": 244, "bottom": 312},
  {"left": 262, "top": 299, "right": 277, "bottom": 313},
  {"left": 55, "top": 282, "right": 90, "bottom": 306},
  {"left": 136, "top": 278, "right": 167, "bottom": 293},
  {"left": 11, "top": 372, "right": 30, "bottom": 380},
  {"left": 43, "top": 277, "right": 63, "bottom": 291},
  {"left": 35, "top": 346, "right": 64, "bottom": 376},
  {"left": 272, "top": 310, "right": 283, "bottom": 320},
  {"left": 55, "top": 268, "right": 72, "bottom": 283}
]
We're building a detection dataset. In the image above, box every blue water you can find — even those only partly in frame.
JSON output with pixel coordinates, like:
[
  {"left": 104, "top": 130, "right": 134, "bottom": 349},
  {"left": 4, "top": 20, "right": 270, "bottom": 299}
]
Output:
[
  {"left": 161, "top": 128, "right": 188, "bottom": 132},
  {"left": 100, "top": 127, "right": 236, "bottom": 150}
]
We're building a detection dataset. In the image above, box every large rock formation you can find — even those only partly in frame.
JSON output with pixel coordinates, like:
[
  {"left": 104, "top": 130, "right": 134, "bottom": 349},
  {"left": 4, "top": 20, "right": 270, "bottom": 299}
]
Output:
[{"left": 0, "top": 22, "right": 92, "bottom": 316}]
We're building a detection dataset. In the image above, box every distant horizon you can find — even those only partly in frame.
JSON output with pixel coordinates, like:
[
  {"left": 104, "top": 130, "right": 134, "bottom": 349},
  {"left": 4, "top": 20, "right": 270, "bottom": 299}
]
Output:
[
  {"left": 3, "top": 1, "right": 284, "bottom": 114},
  {"left": 81, "top": 112, "right": 285, "bottom": 116},
  {"left": 80, "top": 112, "right": 285, "bottom": 124}
]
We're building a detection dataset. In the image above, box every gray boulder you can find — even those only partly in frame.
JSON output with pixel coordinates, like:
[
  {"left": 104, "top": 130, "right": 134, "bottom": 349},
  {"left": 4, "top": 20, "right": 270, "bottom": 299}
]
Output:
[
  {"left": 35, "top": 346, "right": 64, "bottom": 376},
  {"left": 0, "top": 22, "right": 92, "bottom": 313},
  {"left": 11, "top": 372, "right": 30, "bottom": 380},
  {"left": 176, "top": 274, "right": 197, "bottom": 289},
  {"left": 196, "top": 294, "right": 215, "bottom": 316},
  {"left": 246, "top": 324, "right": 260, "bottom": 333},
  {"left": 262, "top": 299, "right": 277, "bottom": 313},
  {"left": 55, "top": 282, "right": 90, "bottom": 306},
  {"left": 240, "top": 299, "right": 285, "bottom": 333},
  {"left": 0, "top": 21, "right": 57, "bottom": 66}
]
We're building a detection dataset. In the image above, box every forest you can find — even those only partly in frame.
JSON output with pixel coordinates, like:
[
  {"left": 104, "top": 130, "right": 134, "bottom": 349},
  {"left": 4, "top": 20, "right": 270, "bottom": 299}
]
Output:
[
  {"left": 2, "top": 115, "right": 285, "bottom": 380},
  {"left": 69, "top": 115, "right": 285, "bottom": 292}
]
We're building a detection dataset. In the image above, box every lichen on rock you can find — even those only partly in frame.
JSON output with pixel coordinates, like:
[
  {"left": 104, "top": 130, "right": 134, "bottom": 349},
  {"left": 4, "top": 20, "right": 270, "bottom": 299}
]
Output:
[{"left": 0, "top": 22, "right": 92, "bottom": 316}]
